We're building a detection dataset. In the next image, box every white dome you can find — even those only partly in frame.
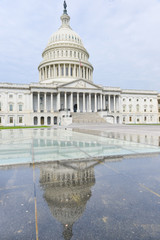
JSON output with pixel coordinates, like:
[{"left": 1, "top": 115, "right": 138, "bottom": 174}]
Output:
[{"left": 48, "top": 26, "right": 83, "bottom": 47}]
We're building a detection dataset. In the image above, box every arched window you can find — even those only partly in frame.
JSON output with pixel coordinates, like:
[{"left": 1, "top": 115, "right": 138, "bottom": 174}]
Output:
[
  {"left": 136, "top": 104, "right": 139, "bottom": 112},
  {"left": 123, "top": 105, "right": 126, "bottom": 112},
  {"left": 47, "top": 117, "right": 51, "bottom": 125},
  {"left": 34, "top": 117, "right": 38, "bottom": 125}
]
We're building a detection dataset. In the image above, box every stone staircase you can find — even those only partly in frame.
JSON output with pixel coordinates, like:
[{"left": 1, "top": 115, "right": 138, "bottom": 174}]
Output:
[{"left": 71, "top": 112, "right": 107, "bottom": 124}]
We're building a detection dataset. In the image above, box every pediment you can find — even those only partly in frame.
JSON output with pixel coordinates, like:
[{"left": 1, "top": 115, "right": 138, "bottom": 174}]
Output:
[{"left": 58, "top": 79, "right": 102, "bottom": 90}]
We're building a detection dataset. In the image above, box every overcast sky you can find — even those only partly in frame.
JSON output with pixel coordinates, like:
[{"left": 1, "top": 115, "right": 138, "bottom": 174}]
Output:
[{"left": 0, "top": 0, "right": 160, "bottom": 91}]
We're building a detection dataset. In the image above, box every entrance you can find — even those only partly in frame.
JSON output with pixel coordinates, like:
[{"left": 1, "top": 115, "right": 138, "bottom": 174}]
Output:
[
  {"left": 54, "top": 116, "right": 57, "bottom": 125},
  {"left": 116, "top": 116, "right": 120, "bottom": 124},
  {"left": 41, "top": 117, "right": 44, "bottom": 125},
  {"left": 74, "top": 104, "right": 77, "bottom": 112}
]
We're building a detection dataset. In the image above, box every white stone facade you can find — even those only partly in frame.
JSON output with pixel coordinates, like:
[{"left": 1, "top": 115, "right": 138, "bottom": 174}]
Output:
[{"left": 0, "top": 6, "right": 159, "bottom": 126}]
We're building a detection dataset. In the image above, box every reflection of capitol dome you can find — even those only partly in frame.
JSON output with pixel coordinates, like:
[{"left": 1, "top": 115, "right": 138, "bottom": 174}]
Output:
[
  {"left": 38, "top": 1, "right": 93, "bottom": 85},
  {"left": 39, "top": 160, "right": 96, "bottom": 240}
]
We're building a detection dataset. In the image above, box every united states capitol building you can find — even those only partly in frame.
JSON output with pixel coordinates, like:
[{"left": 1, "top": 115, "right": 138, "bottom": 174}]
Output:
[{"left": 0, "top": 2, "right": 160, "bottom": 126}]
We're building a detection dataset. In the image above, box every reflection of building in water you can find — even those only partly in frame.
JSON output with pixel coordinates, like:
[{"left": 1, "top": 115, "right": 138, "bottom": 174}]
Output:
[{"left": 39, "top": 160, "right": 97, "bottom": 240}]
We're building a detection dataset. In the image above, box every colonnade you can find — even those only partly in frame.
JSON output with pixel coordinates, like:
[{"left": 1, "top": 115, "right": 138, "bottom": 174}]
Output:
[
  {"left": 31, "top": 91, "right": 120, "bottom": 113},
  {"left": 39, "top": 64, "right": 92, "bottom": 81}
]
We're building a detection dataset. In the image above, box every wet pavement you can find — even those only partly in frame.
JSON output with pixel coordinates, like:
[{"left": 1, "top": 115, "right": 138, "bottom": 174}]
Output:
[
  {"left": 0, "top": 126, "right": 160, "bottom": 240},
  {"left": 1, "top": 155, "right": 160, "bottom": 240}
]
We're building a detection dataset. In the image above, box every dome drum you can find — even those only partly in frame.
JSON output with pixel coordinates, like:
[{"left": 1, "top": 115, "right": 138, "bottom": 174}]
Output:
[{"left": 39, "top": 62, "right": 93, "bottom": 84}]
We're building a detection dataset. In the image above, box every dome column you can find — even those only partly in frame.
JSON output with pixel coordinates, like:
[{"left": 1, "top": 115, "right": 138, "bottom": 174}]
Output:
[
  {"left": 64, "top": 64, "right": 66, "bottom": 77},
  {"left": 58, "top": 64, "right": 60, "bottom": 77},
  {"left": 54, "top": 65, "right": 56, "bottom": 78},
  {"left": 48, "top": 65, "right": 51, "bottom": 78}
]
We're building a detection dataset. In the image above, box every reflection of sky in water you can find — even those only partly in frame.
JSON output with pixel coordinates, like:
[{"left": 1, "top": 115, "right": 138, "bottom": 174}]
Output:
[
  {"left": 0, "top": 128, "right": 160, "bottom": 166},
  {"left": 1, "top": 156, "right": 160, "bottom": 240}
]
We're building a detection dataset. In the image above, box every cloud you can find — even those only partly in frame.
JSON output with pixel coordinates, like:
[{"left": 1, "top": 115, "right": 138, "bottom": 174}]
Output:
[{"left": 0, "top": 0, "right": 160, "bottom": 91}]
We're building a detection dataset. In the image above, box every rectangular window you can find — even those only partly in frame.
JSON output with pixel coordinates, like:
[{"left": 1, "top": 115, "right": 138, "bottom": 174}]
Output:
[
  {"left": 18, "top": 95, "right": 22, "bottom": 99},
  {"left": 19, "top": 117, "right": 23, "bottom": 124},
  {"left": 0, "top": 117, "right": 1, "bottom": 124},
  {"left": 0, "top": 102, "right": 1, "bottom": 111},
  {"left": 9, "top": 104, "right": 13, "bottom": 111},
  {"left": 9, "top": 117, "right": 13, "bottom": 123},
  {"left": 9, "top": 94, "right": 13, "bottom": 98},
  {"left": 129, "top": 117, "right": 132, "bottom": 122},
  {"left": 19, "top": 105, "right": 22, "bottom": 111}
]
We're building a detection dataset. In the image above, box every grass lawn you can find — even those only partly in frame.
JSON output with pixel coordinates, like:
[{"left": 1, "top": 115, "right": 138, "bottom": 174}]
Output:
[{"left": 0, "top": 126, "right": 50, "bottom": 130}]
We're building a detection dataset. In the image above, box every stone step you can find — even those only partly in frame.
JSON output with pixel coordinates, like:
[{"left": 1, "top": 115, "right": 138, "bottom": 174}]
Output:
[{"left": 72, "top": 112, "right": 106, "bottom": 123}]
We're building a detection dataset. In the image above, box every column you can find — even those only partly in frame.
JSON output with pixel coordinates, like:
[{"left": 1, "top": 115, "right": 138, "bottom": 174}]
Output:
[
  {"left": 48, "top": 65, "right": 51, "bottom": 78},
  {"left": 108, "top": 95, "right": 111, "bottom": 113},
  {"left": 44, "top": 92, "right": 47, "bottom": 112},
  {"left": 54, "top": 65, "right": 56, "bottom": 78},
  {"left": 77, "top": 92, "right": 80, "bottom": 112},
  {"left": 64, "top": 64, "right": 66, "bottom": 77},
  {"left": 45, "top": 66, "right": 47, "bottom": 79},
  {"left": 89, "top": 69, "right": 90, "bottom": 80},
  {"left": 103, "top": 95, "right": 105, "bottom": 110},
  {"left": 64, "top": 92, "right": 67, "bottom": 110},
  {"left": 57, "top": 92, "right": 60, "bottom": 111},
  {"left": 73, "top": 64, "right": 76, "bottom": 78},
  {"left": 100, "top": 94, "right": 102, "bottom": 111},
  {"left": 31, "top": 92, "right": 33, "bottom": 112},
  {"left": 38, "top": 92, "right": 40, "bottom": 112},
  {"left": 70, "top": 92, "right": 73, "bottom": 112},
  {"left": 83, "top": 93, "right": 86, "bottom": 112},
  {"left": 83, "top": 66, "right": 85, "bottom": 79},
  {"left": 51, "top": 93, "right": 53, "bottom": 112},
  {"left": 114, "top": 95, "right": 116, "bottom": 113},
  {"left": 119, "top": 96, "right": 121, "bottom": 113},
  {"left": 87, "top": 68, "right": 88, "bottom": 80},
  {"left": 43, "top": 68, "right": 45, "bottom": 80},
  {"left": 69, "top": 64, "right": 71, "bottom": 77},
  {"left": 94, "top": 93, "right": 97, "bottom": 112},
  {"left": 58, "top": 64, "right": 60, "bottom": 77},
  {"left": 39, "top": 70, "right": 41, "bottom": 81},
  {"left": 89, "top": 93, "right": 91, "bottom": 112}
]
